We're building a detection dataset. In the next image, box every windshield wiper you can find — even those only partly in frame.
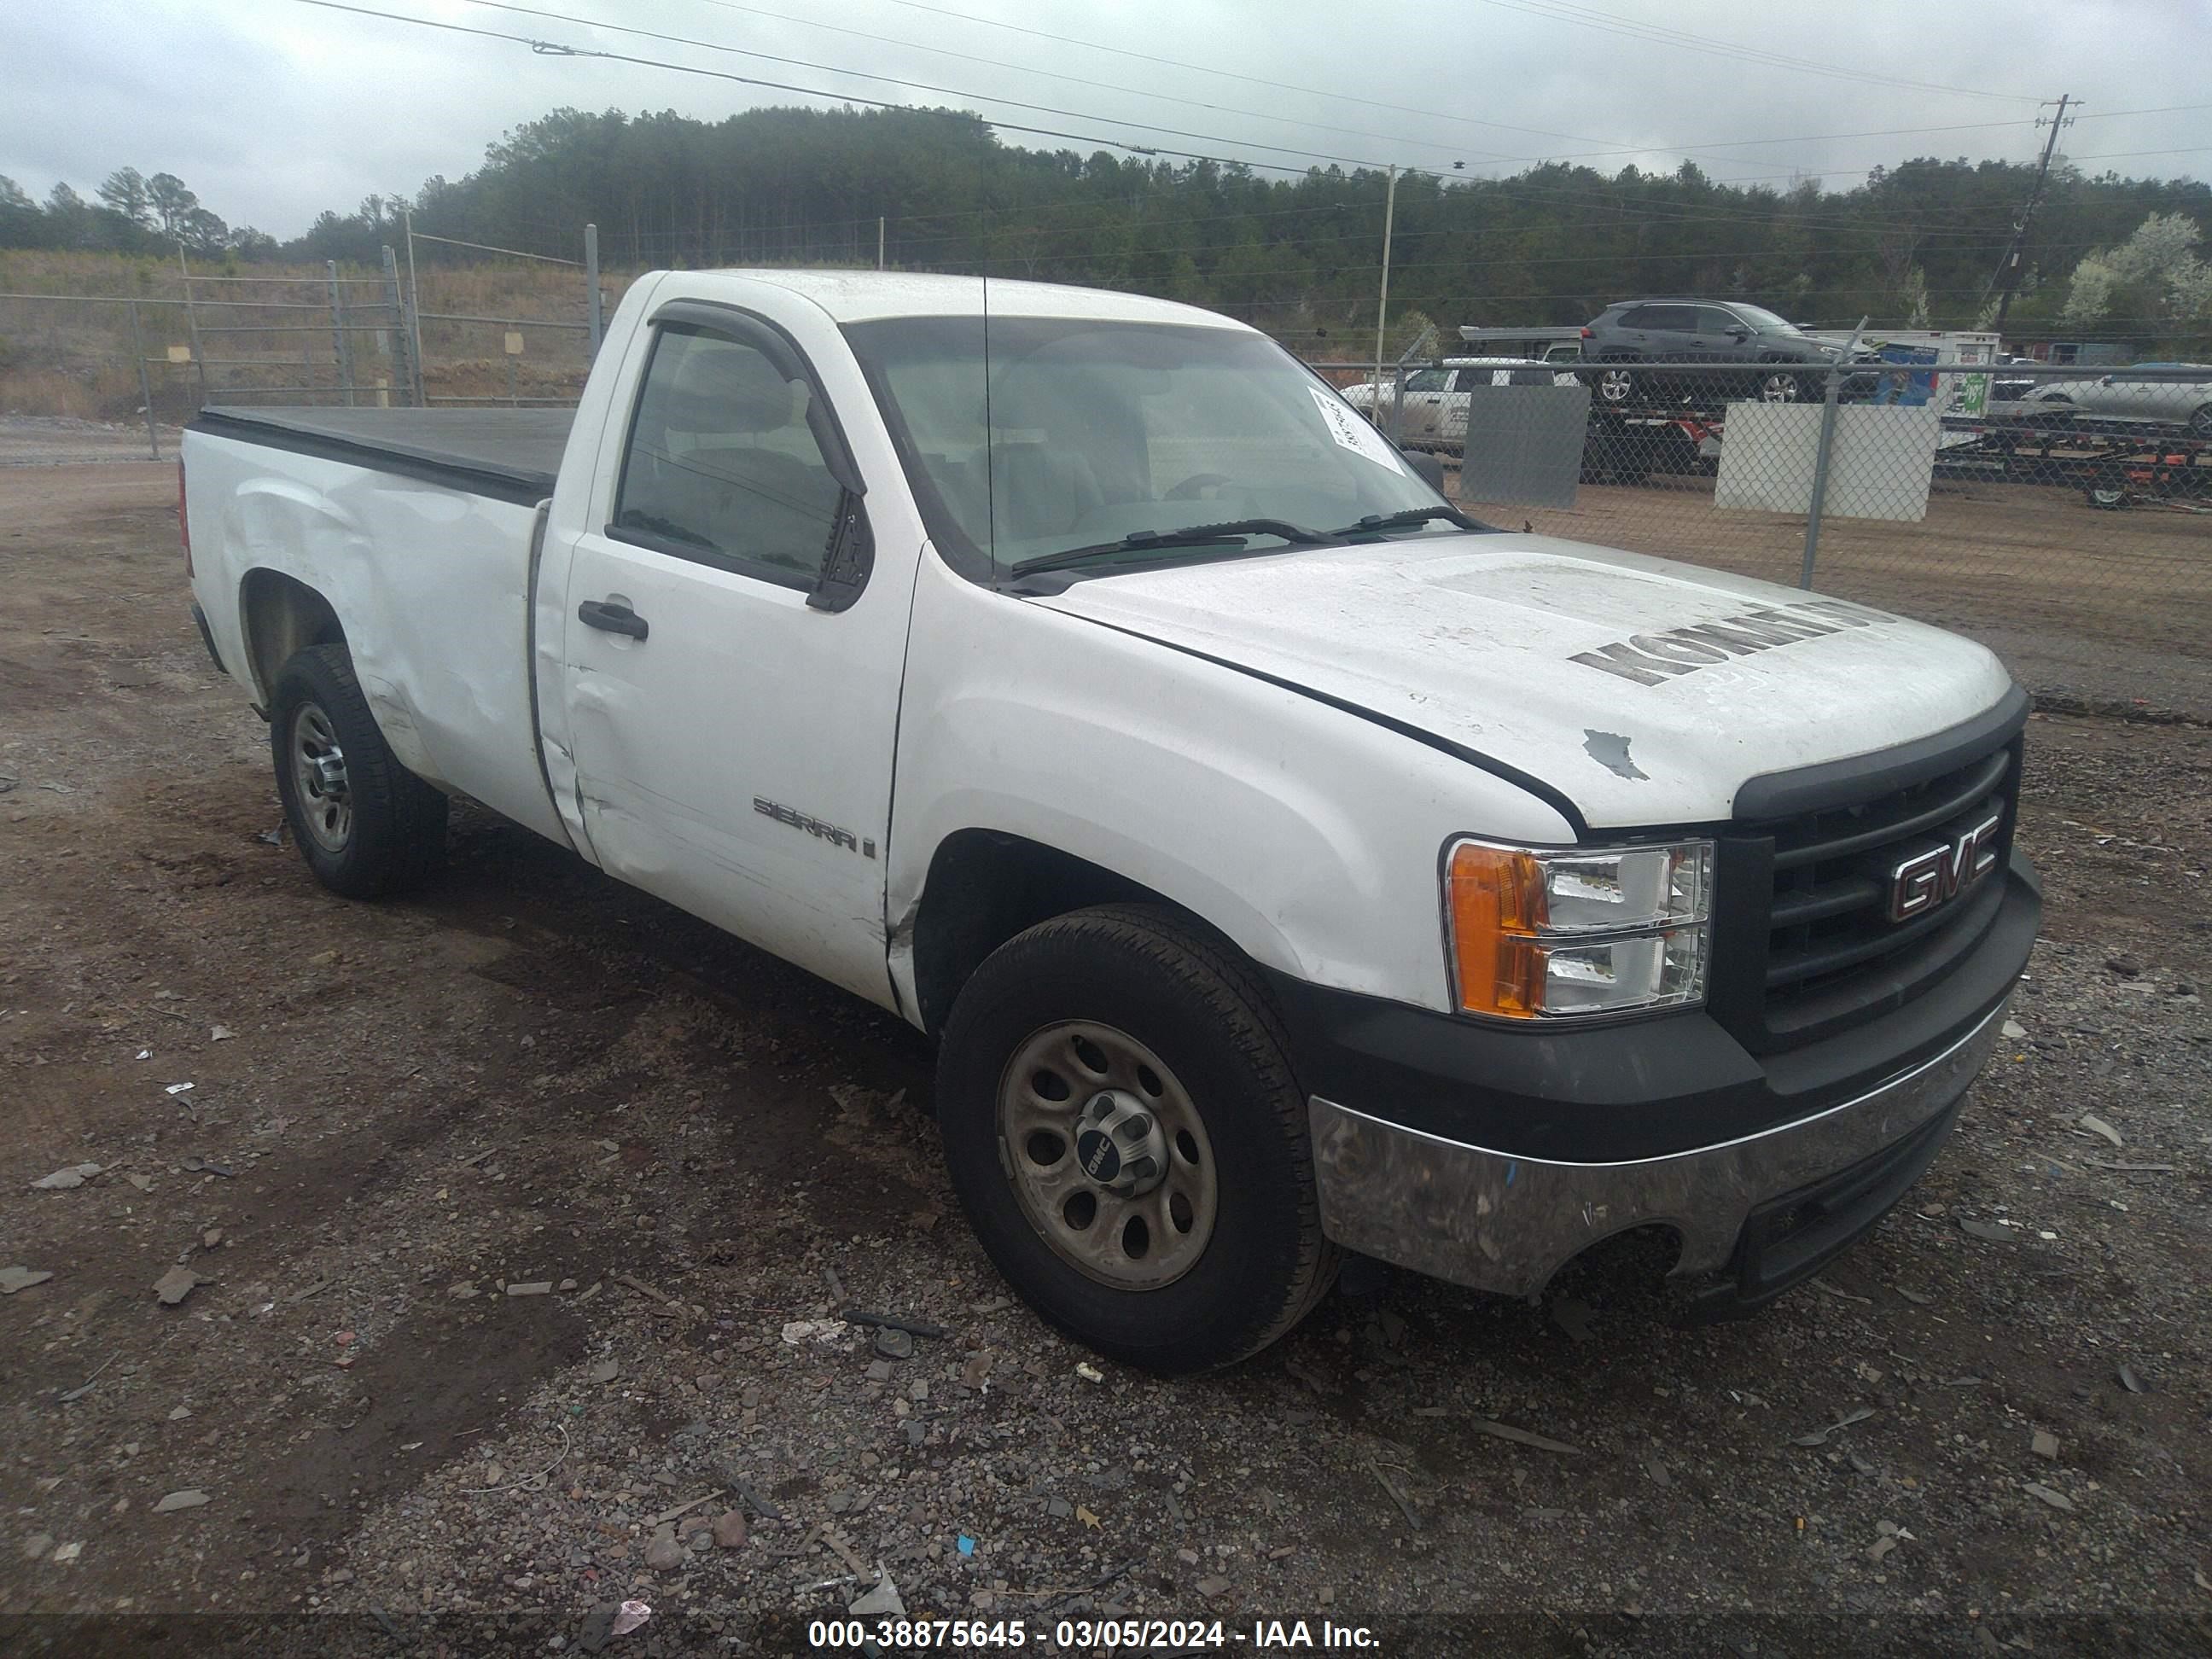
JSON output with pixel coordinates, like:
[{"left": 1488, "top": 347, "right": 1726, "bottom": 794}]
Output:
[
  {"left": 1323, "top": 504, "right": 1487, "bottom": 538},
  {"left": 1008, "top": 518, "right": 1331, "bottom": 578}
]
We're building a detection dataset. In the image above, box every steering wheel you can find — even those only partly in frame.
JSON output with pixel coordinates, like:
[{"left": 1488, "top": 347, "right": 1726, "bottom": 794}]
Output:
[{"left": 1164, "top": 473, "right": 1236, "bottom": 502}]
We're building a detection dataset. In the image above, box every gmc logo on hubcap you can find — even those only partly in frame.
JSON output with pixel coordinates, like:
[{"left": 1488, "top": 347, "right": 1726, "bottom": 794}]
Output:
[{"left": 1888, "top": 812, "right": 2004, "bottom": 923}]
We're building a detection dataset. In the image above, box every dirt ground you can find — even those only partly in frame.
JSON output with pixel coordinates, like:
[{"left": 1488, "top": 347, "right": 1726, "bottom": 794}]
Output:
[{"left": 3, "top": 464, "right": 2209, "bottom": 1656}]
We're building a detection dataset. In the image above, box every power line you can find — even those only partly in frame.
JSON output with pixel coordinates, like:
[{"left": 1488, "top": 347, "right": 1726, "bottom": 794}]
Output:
[
  {"left": 859, "top": 0, "right": 1991, "bottom": 173},
  {"left": 672, "top": 0, "right": 1956, "bottom": 186},
  {"left": 662, "top": 0, "right": 1540, "bottom": 172},
  {"left": 1447, "top": 102, "right": 2212, "bottom": 175},
  {"left": 292, "top": 0, "right": 2025, "bottom": 222},
  {"left": 303, "top": 0, "right": 2208, "bottom": 242},
  {"left": 457, "top": 0, "right": 1464, "bottom": 173},
  {"left": 288, "top": 0, "right": 1351, "bottom": 176},
  {"left": 474, "top": 0, "right": 2099, "bottom": 198}
]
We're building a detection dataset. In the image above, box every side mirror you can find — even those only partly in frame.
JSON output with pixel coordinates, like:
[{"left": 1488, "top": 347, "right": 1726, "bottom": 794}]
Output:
[
  {"left": 1728, "top": 327, "right": 1751, "bottom": 341},
  {"left": 1405, "top": 451, "right": 1447, "bottom": 493}
]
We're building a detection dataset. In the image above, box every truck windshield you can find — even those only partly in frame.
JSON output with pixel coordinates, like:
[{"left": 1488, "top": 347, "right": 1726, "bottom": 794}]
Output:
[{"left": 841, "top": 315, "right": 1456, "bottom": 582}]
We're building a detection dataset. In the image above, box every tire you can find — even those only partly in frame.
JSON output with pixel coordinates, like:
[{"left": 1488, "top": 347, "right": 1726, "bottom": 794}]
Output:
[
  {"left": 269, "top": 642, "right": 447, "bottom": 900},
  {"left": 2189, "top": 404, "right": 2212, "bottom": 439},
  {"left": 935, "top": 904, "right": 1339, "bottom": 1374},
  {"left": 1756, "top": 369, "right": 1807, "bottom": 404},
  {"left": 2087, "top": 480, "right": 2132, "bottom": 510}
]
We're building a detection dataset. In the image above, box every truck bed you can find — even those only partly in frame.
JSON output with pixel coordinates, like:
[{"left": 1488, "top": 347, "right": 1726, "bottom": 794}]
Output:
[{"left": 193, "top": 406, "right": 575, "bottom": 504}]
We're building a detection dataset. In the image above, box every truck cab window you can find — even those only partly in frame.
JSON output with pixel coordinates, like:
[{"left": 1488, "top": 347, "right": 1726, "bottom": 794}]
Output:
[{"left": 613, "top": 328, "right": 841, "bottom": 582}]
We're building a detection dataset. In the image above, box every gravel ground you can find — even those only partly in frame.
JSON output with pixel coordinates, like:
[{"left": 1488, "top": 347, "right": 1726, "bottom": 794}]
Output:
[
  {"left": 2, "top": 464, "right": 2209, "bottom": 1657},
  {"left": 0, "top": 414, "right": 178, "bottom": 468}
]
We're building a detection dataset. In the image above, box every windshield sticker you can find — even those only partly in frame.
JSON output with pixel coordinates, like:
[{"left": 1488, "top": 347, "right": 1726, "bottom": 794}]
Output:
[
  {"left": 1568, "top": 598, "right": 1893, "bottom": 686},
  {"left": 1308, "top": 386, "right": 1407, "bottom": 474}
]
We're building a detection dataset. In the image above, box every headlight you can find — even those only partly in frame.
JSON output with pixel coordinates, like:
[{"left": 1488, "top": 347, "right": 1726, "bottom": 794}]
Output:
[{"left": 1443, "top": 838, "right": 1713, "bottom": 1019}]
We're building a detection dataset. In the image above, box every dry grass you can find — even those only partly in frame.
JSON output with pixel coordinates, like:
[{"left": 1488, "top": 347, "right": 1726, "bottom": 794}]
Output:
[{"left": 0, "top": 250, "right": 636, "bottom": 421}]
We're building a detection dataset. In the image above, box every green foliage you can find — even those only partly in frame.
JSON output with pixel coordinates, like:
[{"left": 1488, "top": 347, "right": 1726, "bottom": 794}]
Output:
[
  {"left": 2062, "top": 213, "right": 2212, "bottom": 346},
  {"left": 14, "top": 111, "right": 2212, "bottom": 346}
]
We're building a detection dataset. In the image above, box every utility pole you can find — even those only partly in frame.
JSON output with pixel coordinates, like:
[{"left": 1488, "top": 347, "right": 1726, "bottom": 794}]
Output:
[
  {"left": 1989, "top": 94, "right": 2075, "bottom": 333},
  {"left": 1372, "top": 165, "right": 1399, "bottom": 410}
]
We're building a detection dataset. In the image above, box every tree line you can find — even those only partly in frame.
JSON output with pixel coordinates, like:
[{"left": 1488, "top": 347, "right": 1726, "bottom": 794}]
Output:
[
  {"left": 6, "top": 103, "right": 2210, "bottom": 346},
  {"left": 0, "top": 166, "right": 277, "bottom": 260}
]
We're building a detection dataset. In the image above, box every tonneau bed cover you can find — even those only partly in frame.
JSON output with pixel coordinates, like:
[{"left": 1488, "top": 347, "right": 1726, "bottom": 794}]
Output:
[{"left": 193, "top": 406, "right": 575, "bottom": 504}]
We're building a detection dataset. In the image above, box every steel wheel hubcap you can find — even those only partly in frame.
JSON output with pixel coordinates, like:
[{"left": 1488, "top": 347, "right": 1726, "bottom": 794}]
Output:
[
  {"left": 1761, "top": 374, "right": 1798, "bottom": 401},
  {"left": 1599, "top": 369, "right": 1632, "bottom": 400},
  {"left": 998, "top": 1021, "right": 1218, "bottom": 1291},
  {"left": 290, "top": 701, "right": 352, "bottom": 853}
]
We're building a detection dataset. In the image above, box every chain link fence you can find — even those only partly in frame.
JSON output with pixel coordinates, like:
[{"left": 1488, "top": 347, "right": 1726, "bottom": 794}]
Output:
[
  {"left": 7, "top": 265, "right": 2205, "bottom": 719},
  {"left": 1327, "top": 356, "right": 2212, "bottom": 720},
  {"left": 1, "top": 231, "right": 616, "bottom": 460}
]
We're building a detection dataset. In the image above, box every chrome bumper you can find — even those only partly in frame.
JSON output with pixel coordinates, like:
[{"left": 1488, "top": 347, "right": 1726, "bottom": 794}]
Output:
[{"left": 1307, "top": 999, "right": 2009, "bottom": 1300}]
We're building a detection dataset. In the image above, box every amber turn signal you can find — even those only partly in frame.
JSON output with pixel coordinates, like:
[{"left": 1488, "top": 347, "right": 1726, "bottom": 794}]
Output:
[{"left": 1445, "top": 842, "right": 1547, "bottom": 1017}]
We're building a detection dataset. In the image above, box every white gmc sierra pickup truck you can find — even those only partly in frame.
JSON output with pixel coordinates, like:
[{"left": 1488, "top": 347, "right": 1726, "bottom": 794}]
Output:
[{"left": 182, "top": 271, "right": 2039, "bottom": 1372}]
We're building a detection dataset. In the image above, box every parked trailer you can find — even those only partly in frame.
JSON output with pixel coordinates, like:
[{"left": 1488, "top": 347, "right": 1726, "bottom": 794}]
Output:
[{"left": 1930, "top": 412, "right": 2212, "bottom": 509}]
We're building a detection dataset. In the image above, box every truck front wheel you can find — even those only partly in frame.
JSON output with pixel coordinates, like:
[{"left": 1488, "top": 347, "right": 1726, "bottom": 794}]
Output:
[
  {"left": 936, "top": 905, "right": 1338, "bottom": 1373},
  {"left": 269, "top": 643, "right": 447, "bottom": 899}
]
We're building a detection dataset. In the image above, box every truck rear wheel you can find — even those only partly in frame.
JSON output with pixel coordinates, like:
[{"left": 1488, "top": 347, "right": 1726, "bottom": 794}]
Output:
[
  {"left": 269, "top": 643, "right": 447, "bottom": 899},
  {"left": 935, "top": 905, "right": 1338, "bottom": 1373}
]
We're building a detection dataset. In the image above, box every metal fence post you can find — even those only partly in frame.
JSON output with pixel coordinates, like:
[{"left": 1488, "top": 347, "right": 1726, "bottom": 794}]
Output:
[
  {"left": 1800, "top": 317, "right": 1868, "bottom": 590},
  {"left": 380, "top": 245, "right": 416, "bottom": 407},
  {"left": 178, "top": 249, "right": 208, "bottom": 410},
  {"left": 328, "top": 260, "right": 357, "bottom": 407},
  {"left": 585, "top": 223, "right": 602, "bottom": 358},
  {"left": 1389, "top": 364, "right": 1409, "bottom": 445},
  {"left": 402, "top": 210, "right": 427, "bottom": 405},
  {"left": 128, "top": 300, "right": 159, "bottom": 459}
]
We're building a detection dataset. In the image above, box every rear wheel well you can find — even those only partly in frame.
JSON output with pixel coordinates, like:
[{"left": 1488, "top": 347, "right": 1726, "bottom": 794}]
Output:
[
  {"left": 910, "top": 831, "right": 1187, "bottom": 1037},
  {"left": 240, "top": 569, "right": 345, "bottom": 705}
]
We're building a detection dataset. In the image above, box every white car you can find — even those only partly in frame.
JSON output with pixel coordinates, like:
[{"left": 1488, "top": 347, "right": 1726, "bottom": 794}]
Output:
[
  {"left": 1348, "top": 356, "right": 1581, "bottom": 448},
  {"left": 2027, "top": 362, "right": 2212, "bottom": 434},
  {"left": 181, "top": 270, "right": 2037, "bottom": 1372}
]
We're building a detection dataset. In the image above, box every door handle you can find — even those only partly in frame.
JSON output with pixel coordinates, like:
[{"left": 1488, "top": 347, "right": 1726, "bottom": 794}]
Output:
[{"left": 578, "top": 598, "right": 649, "bottom": 640}]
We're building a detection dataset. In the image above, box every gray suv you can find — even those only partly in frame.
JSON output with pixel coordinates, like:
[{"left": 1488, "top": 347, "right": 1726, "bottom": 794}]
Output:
[{"left": 1579, "top": 300, "right": 1842, "bottom": 406}]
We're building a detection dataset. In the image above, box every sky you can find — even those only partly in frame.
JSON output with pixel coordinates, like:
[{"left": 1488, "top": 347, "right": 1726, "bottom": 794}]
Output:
[{"left": 4, "top": 0, "right": 2209, "bottom": 239}]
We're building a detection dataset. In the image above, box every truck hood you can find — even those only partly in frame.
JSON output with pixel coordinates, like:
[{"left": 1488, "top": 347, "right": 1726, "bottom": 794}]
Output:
[{"left": 1033, "top": 533, "right": 2015, "bottom": 830}]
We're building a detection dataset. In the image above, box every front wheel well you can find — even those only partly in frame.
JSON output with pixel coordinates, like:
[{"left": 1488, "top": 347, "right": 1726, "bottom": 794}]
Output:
[
  {"left": 908, "top": 831, "right": 1191, "bottom": 1037},
  {"left": 239, "top": 569, "right": 346, "bottom": 706}
]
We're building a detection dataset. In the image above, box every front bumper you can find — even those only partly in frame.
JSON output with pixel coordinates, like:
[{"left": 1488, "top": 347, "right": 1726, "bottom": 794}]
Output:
[
  {"left": 1308, "top": 997, "right": 2005, "bottom": 1302},
  {"left": 1284, "top": 854, "right": 2037, "bottom": 1307}
]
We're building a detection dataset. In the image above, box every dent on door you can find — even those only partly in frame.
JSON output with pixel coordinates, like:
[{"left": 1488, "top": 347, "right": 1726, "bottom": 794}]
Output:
[{"left": 564, "top": 667, "right": 683, "bottom": 882}]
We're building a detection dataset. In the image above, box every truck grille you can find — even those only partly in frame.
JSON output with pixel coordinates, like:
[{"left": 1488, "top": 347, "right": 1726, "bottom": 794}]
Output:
[{"left": 1718, "top": 727, "right": 2023, "bottom": 1052}]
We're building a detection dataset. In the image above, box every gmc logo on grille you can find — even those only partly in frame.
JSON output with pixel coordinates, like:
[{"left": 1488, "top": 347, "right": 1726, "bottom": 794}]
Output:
[{"left": 1888, "top": 812, "right": 2004, "bottom": 923}]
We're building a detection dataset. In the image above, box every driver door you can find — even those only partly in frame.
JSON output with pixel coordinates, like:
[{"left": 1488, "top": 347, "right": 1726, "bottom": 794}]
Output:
[{"left": 552, "top": 306, "right": 913, "bottom": 1006}]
